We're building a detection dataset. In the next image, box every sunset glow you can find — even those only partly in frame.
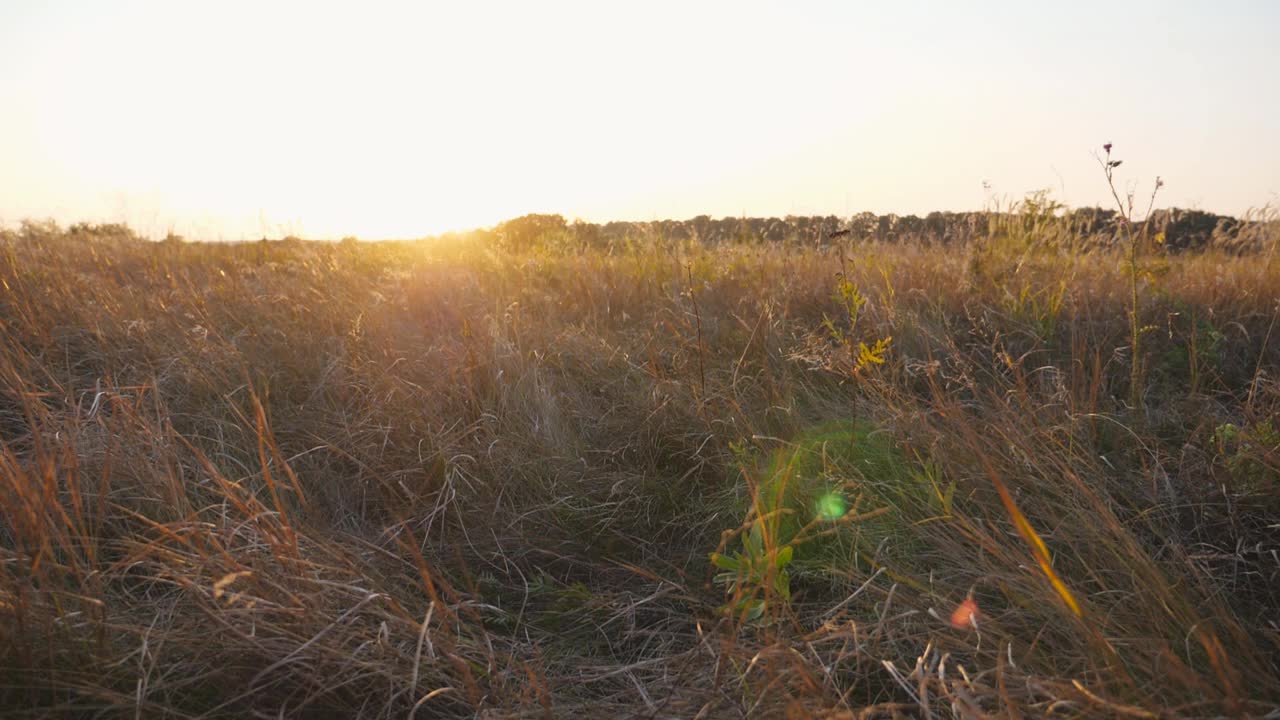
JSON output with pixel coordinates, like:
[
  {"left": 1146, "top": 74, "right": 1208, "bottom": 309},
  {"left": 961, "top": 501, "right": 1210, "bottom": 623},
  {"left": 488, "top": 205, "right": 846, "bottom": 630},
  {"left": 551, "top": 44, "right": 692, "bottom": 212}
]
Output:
[
  {"left": 6, "top": 4, "right": 1280, "bottom": 712},
  {"left": 3, "top": 1, "right": 1278, "bottom": 238}
]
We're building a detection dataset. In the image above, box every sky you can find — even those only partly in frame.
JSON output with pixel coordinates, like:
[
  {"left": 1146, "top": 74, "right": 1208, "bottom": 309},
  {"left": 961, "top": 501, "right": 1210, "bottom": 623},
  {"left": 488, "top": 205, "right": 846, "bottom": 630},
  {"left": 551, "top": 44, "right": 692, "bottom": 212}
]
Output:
[{"left": 1, "top": 1, "right": 1278, "bottom": 240}]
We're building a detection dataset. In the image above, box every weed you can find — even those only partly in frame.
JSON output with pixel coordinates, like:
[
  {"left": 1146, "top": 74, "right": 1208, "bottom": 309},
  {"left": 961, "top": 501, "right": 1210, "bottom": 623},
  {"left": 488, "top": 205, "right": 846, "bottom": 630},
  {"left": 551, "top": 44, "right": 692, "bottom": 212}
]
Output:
[{"left": 1098, "top": 143, "right": 1164, "bottom": 419}]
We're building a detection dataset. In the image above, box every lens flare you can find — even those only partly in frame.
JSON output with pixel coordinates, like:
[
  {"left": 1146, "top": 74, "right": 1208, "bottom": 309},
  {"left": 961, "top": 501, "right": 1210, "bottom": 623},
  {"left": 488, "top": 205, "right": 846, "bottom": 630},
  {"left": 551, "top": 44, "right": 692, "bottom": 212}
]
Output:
[
  {"left": 950, "top": 598, "right": 980, "bottom": 629},
  {"left": 816, "top": 492, "right": 846, "bottom": 521}
]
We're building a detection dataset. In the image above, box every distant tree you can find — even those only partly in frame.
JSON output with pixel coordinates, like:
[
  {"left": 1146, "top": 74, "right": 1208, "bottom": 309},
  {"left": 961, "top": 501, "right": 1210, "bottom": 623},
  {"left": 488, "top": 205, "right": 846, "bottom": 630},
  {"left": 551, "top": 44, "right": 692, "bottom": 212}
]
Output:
[
  {"left": 495, "top": 213, "right": 568, "bottom": 252},
  {"left": 1155, "top": 208, "right": 1235, "bottom": 251},
  {"left": 21, "top": 219, "right": 63, "bottom": 242},
  {"left": 66, "top": 222, "right": 142, "bottom": 244}
]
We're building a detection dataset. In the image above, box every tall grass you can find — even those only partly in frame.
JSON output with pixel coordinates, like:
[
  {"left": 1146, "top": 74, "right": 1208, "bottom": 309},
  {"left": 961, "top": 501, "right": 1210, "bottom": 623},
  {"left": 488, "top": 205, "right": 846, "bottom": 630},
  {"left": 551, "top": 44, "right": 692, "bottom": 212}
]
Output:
[{"left": 0, "top": 219, "right": 1278, "bottom": 717}]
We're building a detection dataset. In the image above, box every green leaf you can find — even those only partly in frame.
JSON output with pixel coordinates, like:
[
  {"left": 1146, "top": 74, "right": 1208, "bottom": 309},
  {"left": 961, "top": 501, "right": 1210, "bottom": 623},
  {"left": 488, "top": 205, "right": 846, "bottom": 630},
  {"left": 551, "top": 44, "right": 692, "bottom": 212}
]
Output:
[
  {"left": 774, "top": 570, "right": 791, "bottom": 602},
  {"left": 710, "top": 552, "right": 740, "bottom": 571},
  {"left": 746, "top": 522, "right": 764, "bottom": 557},
  {"left": 775, "top": 545, "right": 794, "bottom": 568}
]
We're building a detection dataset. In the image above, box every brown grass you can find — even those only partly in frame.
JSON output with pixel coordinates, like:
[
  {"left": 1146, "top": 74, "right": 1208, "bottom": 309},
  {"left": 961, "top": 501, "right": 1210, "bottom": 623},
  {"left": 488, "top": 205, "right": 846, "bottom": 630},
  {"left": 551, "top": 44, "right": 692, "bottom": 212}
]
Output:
[{"left": 1, "top": 221, "right": 1278, "bottom": 718}]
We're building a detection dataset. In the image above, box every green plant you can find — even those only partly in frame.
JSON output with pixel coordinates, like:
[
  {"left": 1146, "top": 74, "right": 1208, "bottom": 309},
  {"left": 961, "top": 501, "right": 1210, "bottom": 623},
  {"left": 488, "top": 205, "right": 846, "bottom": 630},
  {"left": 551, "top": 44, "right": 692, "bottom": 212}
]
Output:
[
  {"left": 824, "top": 275, "right": 893, "bottom": 374},
  {"left": 1002, "top": 279, "right": 1067, "bottom": 343},
  {"left": 1214, "top": 420, "right": 1280, "bottom": 493},
  {"left": 814, "top": 272, "right": 893, "bottom": 435},
  {"left": 755, "top": 421, "right": 903, "bottom": 550},
  {"left": 712, "top": 420, "right": 906, "bottom": 622},
  {"left": 709, "top": 527, "right": 794, "bottom": 623},
  {"left": 1159, "top": 307, "right": 1224, "bottom": 393},
  {"left": 1098, "top": 143, "right": 1163, "bottom": 419}
]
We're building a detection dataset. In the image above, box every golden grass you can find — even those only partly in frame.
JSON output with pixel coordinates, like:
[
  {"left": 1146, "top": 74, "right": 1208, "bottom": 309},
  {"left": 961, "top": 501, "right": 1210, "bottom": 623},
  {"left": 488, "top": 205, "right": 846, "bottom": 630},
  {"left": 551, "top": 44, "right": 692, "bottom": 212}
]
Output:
[{"left": 0, "top": 222, "right": 1278, "bottom": 717}]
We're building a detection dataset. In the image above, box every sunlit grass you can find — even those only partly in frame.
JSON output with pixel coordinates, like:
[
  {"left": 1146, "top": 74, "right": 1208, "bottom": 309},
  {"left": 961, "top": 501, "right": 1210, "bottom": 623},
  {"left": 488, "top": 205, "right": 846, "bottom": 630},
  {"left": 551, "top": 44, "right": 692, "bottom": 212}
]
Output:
[{"left": 0, "top": 218, "right": 1278, "bottom": 717}]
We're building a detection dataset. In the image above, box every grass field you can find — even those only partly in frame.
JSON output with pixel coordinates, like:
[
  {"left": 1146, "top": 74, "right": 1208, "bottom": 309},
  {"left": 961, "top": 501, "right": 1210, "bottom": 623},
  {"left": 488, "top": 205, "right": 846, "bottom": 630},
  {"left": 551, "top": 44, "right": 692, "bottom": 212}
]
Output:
[{"left": 1, "top": 218, "right": 1278, "bottom": 718}]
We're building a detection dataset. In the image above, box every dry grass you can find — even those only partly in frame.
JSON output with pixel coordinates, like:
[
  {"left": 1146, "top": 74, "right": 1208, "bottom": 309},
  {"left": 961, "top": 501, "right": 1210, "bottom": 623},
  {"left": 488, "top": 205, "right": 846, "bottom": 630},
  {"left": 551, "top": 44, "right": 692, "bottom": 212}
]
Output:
[{"left": 1, "top": 221, "right": 1278, "bottom": 718}]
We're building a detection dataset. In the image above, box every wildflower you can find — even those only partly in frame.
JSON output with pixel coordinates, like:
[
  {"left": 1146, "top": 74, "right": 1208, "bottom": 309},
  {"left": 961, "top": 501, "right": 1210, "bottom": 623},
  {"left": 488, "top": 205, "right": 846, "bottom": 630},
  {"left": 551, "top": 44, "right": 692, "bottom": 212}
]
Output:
[
  {"left": 950, "top": 598, "right": 980, "bottom": 628},
  {"left": 1103, "top": 142, "right": 1113, "bottom": 153}
]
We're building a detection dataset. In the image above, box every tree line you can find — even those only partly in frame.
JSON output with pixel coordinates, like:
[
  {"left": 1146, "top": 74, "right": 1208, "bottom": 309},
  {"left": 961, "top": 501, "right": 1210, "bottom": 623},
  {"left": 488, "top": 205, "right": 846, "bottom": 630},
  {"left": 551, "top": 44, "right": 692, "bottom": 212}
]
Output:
[
  {"left": 4, "top": 205, "right": 1274, "bottom": 252},
  {"left": 478, "top": 206, "right": 1274, "bottom": 253}
]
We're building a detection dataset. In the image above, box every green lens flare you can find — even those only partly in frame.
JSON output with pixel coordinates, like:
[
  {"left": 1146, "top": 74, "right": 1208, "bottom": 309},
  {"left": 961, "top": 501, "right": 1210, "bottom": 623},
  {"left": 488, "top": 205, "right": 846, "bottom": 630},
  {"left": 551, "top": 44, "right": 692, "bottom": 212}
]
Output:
[{"left": 816, "top": 492, "right": 846, "bottom": 521}]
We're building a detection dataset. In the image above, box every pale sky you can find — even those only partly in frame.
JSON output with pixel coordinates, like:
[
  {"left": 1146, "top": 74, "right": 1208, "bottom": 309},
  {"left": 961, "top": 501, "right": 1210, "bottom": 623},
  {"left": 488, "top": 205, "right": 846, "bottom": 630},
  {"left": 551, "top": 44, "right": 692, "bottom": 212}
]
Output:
[{"left": 2, "top": 1, "right": 1278, "bottom": 239}]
